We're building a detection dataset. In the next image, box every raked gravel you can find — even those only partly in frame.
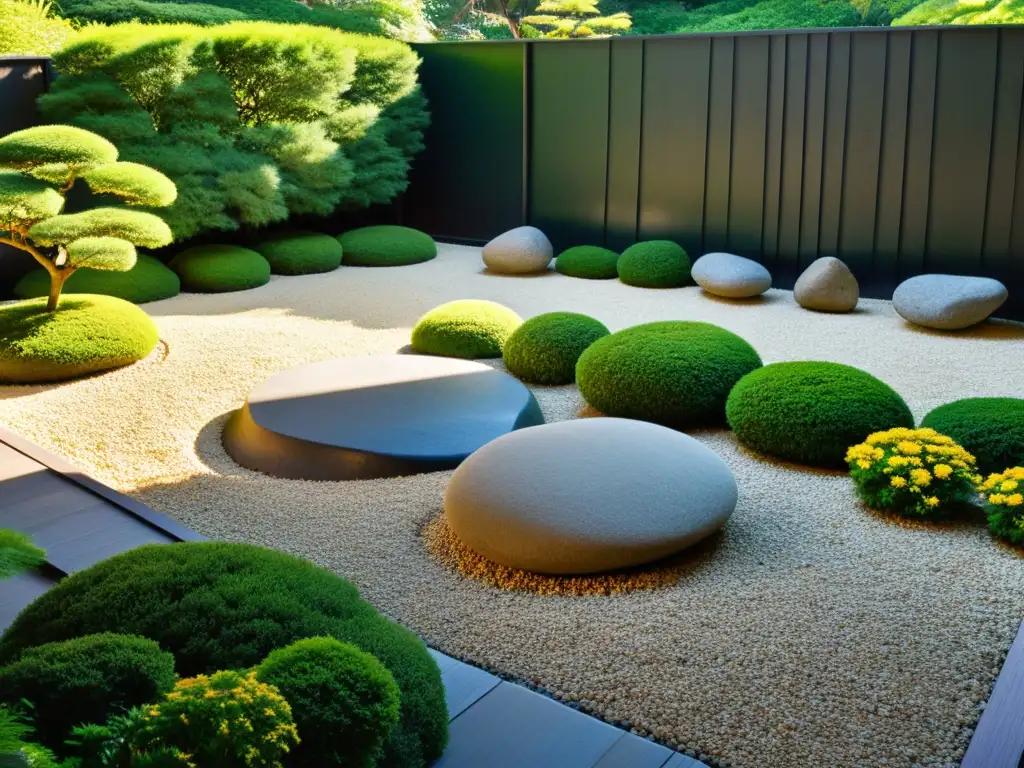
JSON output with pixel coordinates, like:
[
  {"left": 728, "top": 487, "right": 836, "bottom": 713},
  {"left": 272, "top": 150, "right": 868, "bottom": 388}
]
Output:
[{"left": 2, "top": 243, "right": 1023, "bottom": 768}]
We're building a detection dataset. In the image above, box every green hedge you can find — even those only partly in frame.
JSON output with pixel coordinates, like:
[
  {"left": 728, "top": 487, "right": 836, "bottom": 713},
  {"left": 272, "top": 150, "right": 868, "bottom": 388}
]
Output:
[
  {"left": 0, "top": 543, "right": 448, "bottom": 768},
  {"left": 554, "top": 246, "right": 619, "bottom": 280},
  {"left": 255, "top": 231, "right": 343, "bottom": 275},
  {"left": 15, "top": 254, "right": 181, "bottom": 304},
  {"left": 921, "top": 397, "right": 1024, "bottom": 476},
  {"left": 0, "top": 0, "right": 73, "bottom": 56},
  {"left": 503, "top": 312, "right": 609, "bottom": 385},
  {"left": 168, "top": 245, "right": 271, "bottom": 293},
  {"left": 895, "top": 0, "right": 1023, "bottom": 25},
  {"left": 411, "top": 299, "right": 522, "bottom": 359},
  {"left": 617, "top": 241, "right": 691, "bottom": 288}
]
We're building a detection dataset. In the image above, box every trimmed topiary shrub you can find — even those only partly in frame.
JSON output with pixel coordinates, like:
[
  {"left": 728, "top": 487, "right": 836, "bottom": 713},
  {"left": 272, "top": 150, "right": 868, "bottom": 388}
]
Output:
[
  {"left": 0, "top": 633, "right": 176, "bottom": 752},
  {"left": 727, "top": 361, "right": 915, "bottom": 468},
  {"left": 616, "top": 240, "right": 691, "bottom": 288},
  {"left": 15, "top": 254, "right": 181, "bottom": 305},
  {"left": 920, "top": 397, "right": 1024, "bottom": 476},
  {"left": 254, "top": 231, "right": 343, "bottom": 276},
  {"left": 168, "top": 245, "right": 271, "bottom": 293},
  {"left": 0, "top": 0, "right": 73, "bottom": 56},
  {"left": 576, "top": 321, "right": 762, "bottom": 428},
  {"left": 0, "top": 296, "right": 159, "bottom": 384},
  {"left": 338, "top": 225, "right": 436, "bottom": 267},
  {"left": 0, "top": 542, "right": 447, "bottom": 768},
  {"left": 503, "top": 312, "right": 609, "bottom": 385},
  {"left": 256, "top": 637, "right": 401, "bottom": 768},
  {"left": 554, "top": 246, "right": 619, "bottom": 280},
  {"left": 411, "top": 299, "right": 522, "bottom": 359},
  {"left": 980, "top": 466, "right": 1024, "bottom": 544}
]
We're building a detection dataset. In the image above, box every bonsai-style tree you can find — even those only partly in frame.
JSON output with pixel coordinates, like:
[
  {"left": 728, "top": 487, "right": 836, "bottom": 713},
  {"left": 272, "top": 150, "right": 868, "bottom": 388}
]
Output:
[
  {"left": 0, "top": 125, "right": 176, "bottom": 311},
  {"left": 522, "top": 0, "right": 631, "bottom": 37}
]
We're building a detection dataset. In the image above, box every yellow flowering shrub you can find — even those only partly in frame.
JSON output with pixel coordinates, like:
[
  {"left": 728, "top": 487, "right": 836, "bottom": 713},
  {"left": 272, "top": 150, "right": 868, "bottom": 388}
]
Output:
[
  {"left": 137, "top": 669, "right": 298, "bottom": 768},
  {"left": 846, "top": 427, "right": 981, "bottom": 517},
  {"left": 979, "top": 466, "right": 1024, "bottom": 544}
]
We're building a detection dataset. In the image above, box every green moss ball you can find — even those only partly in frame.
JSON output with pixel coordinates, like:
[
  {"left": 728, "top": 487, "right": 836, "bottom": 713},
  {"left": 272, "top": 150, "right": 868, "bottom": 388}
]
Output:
[
  {"left": 254, "top": 230, "right": 343, "bottom": 276},
  {"left": 338, "top": 225, "right": 437, "bottom": 267},
  {"left": 575, "top": 321, "right": 762, "bottom": 428},
  {"left": 0, "top": 295, "right": 159, "bottom": 384},
  {"left": 921, "top": 397, "right": 1024, "bottom": 475},
  {"left": 726, "top": 361, "right": 914, "bottom": 468},
  {"left": 555, "top": 246, "right": 619, "bottom": 280},
  {"left": 503, "top": 312, "right": 609, "bottom": 385},
  {"left": 168, "top": 244, "right": 271, "bottom": 293},
  {"left": 0, "top": 542, "right": 448, "bottom": 768},
  {"left": 14, "top": 253, "right": 180, "bottom": 304},
  {"left": 411, "top": 299, "right": 522, "bottom": 359},
  {"left": 617, "top": 240, "right": 691, "bottom": 288}
]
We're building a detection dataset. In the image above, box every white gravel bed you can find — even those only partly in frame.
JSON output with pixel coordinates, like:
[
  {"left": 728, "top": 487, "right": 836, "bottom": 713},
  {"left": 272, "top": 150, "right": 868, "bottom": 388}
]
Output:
[{"left": 2, "top": 243, "right": 1023, "bottom": 768}]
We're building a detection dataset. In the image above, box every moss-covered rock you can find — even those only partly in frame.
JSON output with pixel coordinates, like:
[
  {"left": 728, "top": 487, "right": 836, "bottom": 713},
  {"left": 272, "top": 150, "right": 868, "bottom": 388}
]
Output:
[
  {"left": 503, "top": 312, "right": 609, "bottom": 385},
  {"left": 617, "top": 240, "right": 691, "bottom": 288},
  {"left": 254, "top": 230, "right": 343, "bottom": 275},
  {"left": 554, "top": 245, "right": 619, "bottom": 280},
  {"left": 15, "top": 253, "right": 180, "bottom": 304},
  {"left": 0, "top": 295, "right": 159, "bottom": 383},
  {"left": 921, "top": 397, "right": 1024, "bottom": 475},
  {"left": 338, "top": 225, "right": 436, "bottom": 267},
  {"left": 576, "top": 321, "right": 762, "bottom": 427},
  {"left": 726, "top": 361, "right": 914, "bottom": 468},
  {"left": 411, "top": 299, "right": 522, "bottom": 359},
  {"left": 168, "top": 244, "right": 271, "bottom": 293}
]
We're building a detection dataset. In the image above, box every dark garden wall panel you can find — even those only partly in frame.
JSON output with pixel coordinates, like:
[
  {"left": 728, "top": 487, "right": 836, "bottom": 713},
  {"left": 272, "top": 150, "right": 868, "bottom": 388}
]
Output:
[{"left": 605, "top": 39, "right": 644, "bottom": 252}]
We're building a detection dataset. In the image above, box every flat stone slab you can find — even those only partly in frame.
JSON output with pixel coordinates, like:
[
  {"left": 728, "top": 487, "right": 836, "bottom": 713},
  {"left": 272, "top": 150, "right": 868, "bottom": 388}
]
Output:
[
  {"left": 444, "top": 418, "right": 737, "bottom": 574},
  {"left": 224, "top": 356, "right": 543, "bottom": 480},
  {"left": 692, "top": 252, "right": 771, "bottom": 298},
  {"left": 892, "top": 274, "right": 1008, "bottom": 330}
]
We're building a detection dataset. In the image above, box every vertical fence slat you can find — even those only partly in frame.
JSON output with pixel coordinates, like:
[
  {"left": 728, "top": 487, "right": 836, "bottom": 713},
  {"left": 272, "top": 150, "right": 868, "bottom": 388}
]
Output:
[
  {"left": 819, "top": 32, "right": 851, "bottom": 259},
  {"left": 605, "top": 39, "right": 644, "bottom": 252},
  {"left": 799, "top": 33, "right": 829, "bottom": 268},
  {"left": 761, "top": 35, "right": 787, "bottom": 269},
  {"left": 704, "top": 37, "right": 735, "bottom": 254},
  {"left": 638, "top": 37, "right": 711, "bottom": 256},
  {"left": 777, "top": 34, "right": 807, "bottom": 278},
  {"left": 729, "top": 35, "right": 770, "bottom": 259}
]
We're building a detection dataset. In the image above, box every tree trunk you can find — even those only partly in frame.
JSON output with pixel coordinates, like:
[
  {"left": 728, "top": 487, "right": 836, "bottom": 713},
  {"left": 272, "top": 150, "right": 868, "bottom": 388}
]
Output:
[{"left": 46, "top": 270, "right": 70, "bottom": 312}]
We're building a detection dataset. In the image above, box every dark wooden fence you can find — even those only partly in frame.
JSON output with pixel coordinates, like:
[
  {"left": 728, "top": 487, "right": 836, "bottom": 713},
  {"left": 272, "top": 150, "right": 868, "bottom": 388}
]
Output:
[{"left": 403, "top": 27, "right": 1024, "bottom": 318}]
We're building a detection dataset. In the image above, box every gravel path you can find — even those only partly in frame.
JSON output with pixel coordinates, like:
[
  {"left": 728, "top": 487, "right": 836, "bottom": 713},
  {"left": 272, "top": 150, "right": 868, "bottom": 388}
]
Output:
[{"left": 2, "top": 244, "right": 1023, "bottom": 768}]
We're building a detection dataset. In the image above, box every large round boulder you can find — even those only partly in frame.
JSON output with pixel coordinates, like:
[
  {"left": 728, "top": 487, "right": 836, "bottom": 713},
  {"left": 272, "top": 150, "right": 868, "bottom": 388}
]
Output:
[
  {"left": 444, "top": 418, "right": 737, "bottom": 574},
  {"left": 482, "top": 226, "right": 553, "bottom": 274},
  {"left": 691, "top": 252, "right": 772, "bottom": 298},
  {"left": 793, "top": 257, "right": 859, "bottom": 312},
  {"left": 892, "top": 274, "right": 1008, "bottom": 330}
]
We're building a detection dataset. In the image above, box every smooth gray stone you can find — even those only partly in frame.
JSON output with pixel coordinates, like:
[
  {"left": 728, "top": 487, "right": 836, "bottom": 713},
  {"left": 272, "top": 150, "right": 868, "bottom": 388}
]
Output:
[
  {"left": 483, "top": 226, "right": 553, "bottom": 274},
  {"left": 444, "top": 418, "right": 737, "bottom": 575},
  {"left": 892, "top": 274, "right": 1008, "bottom": 330},
  {"left": 224, "top": 356, "right": 543, "bottom": 480},
  {"left": 794, "top": 256, "right": 859, "bottom": 312},
  {"left": 692, "top": 252, "right": 772, "bottom": 298}
]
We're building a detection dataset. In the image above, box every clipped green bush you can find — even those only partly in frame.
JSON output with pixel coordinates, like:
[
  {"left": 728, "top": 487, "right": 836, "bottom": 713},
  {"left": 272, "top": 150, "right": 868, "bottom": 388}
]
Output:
[
  {"left": 0, "top": 296, "right": 159, "bottom": 384},
  {"left": 0, "top": 633, "right": 176, "bottom": 752},
  {"left": 576, "top": 321, "right": 761, "bottom": 428},
  {"left": 617, "top": 240, "right": 691, "bottom": 288},
  {"left": 554, "top": 245, "right": 619, "bottom": 280},
  {"left": 895, "top": 0, "right": 1023, "bottom": 25},
  {"left": 15, "top": 254, "right": 180, "bottom": 305},
  {"left": 921, "top": 397, "right": 1024, "bottom": 475},
  {"left": 168, "top": 245, "right": 271, "bottom": 293},
  {"left": 338, "top": 225, "right": 436, "bottom": 267},
  {"left": 727, "top": 361, "right": 914, "bottom": 468},
  {"left": 255, "top": 231, "right": 343, "bottom": 275},
  {"left": 411, "top": 299, "right": 522, "bottom": 358},
  {"left": 0, "top": 0, "right": 73, "bottom": 57},
  {"left": 503, "top": 312, "right": 609, "bottom": 385},
  {"left": 257, "top": 637, "right": 401, "bottom": 768},
  {"left": 0, "top": 542, "right": 448, "bottom": 768}
]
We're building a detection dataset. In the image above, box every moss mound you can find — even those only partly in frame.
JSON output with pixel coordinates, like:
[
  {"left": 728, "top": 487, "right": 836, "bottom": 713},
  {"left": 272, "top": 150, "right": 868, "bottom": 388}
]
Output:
[
  {"left": 411, "top": 299, "right": 522, "bottom": 359},
  {"left": 0, "top": 295, "right": 159, "bottom": 384},
  {"left": 254, "top": 230, "right": 343, "bottom": 276},
  {"left": 14, "top": 254, "right": 180, "bottom": 304},
  {"left": 555, "top": 246, "right": 620, "bottom": 280},
  {"left": 576, "top": 321, "right": 762, "bottom": 427},
  {"left": 921, "top": 397, "right": 1024, "bottom": 476},
  {"left": 503, "top": 312, "right": 609, "bottom": 385},
  {"left": 726, "top": 361, "right": 914, "bottom": 468},
  {"left": 617, "top": 240, "right": 691, "bottom": 288},
  {"left": 338, "top": 225, "right": 436, "bottom": 267},
  {"left": 0, "top": 542, "right": 448, "bottom": 768},
  {"left": 168, "top": 244, "right": 271, "bottom": 293}
]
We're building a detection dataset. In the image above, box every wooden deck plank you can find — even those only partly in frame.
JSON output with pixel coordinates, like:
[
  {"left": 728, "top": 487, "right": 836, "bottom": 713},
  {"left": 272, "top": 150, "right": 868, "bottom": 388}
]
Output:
[
  {"left": 0, "top": 444, "right": 43, "bottom": 480},
  {"left": 961, "top": 619, "right": 1024, "bottom": 768},
  {"left": 592, "top": 732, "right": 675, "bottom": 768},
  {"left": 0, "top": 568, "right": 60, "bottom": 632},
  {"left": 428, "top": 649, "right": 501, "bottom": 720}
]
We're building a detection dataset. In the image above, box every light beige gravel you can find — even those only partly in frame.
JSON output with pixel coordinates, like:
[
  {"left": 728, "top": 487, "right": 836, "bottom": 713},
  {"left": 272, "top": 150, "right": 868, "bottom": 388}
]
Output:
[{"left": 2, "top": 243, "right": 1023, "bottom": 768}]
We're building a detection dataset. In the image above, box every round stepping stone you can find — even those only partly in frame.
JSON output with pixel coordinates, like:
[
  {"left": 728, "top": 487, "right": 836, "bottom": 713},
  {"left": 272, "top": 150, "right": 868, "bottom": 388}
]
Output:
[
  {"left": 892, "top": 274, "right": 1008, "bottom": 330},
  {"left": 794, "top": 256, "right": 859, "bottom": 312},
  {"left": 482, "top": 226, "right": 553, "bottom": 274},
  {"left": 692, "top": 252, "right": 772, "bottom": 298},
  {"left": 444, "top": 418, "right": 737, "bottom": 575},
  {"left": 224, "top": 356, "right": 544, "bottom": 480}
]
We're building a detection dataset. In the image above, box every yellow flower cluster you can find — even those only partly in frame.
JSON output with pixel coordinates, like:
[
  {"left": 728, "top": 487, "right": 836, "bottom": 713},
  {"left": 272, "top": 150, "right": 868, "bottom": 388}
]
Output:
[{"left": 979, "top": 466, "right": 1024, "bottom": 509}]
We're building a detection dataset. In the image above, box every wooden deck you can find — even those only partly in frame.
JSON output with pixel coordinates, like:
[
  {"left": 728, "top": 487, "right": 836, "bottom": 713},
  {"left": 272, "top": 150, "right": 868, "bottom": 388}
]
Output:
[{"left": 0, "top": 426, "right": 706, "bottom": 768}]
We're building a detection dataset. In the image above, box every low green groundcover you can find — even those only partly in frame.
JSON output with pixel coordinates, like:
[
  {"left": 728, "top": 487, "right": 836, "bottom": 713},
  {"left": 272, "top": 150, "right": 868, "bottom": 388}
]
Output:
[
  {"left": 0, "top": 295, "right": 159, "bottom": 384},
  {"left": 555, "top": 246, "right": 619, "bottom": 280},
  {"left": 921, "top": 397, "right": 1024, "bottom": 476},
  {"left": 726, "top": 361, "right": 915, "bottom": 468},
  {"left": 338, "top": 225, "right": 437, "bottom": 267},
  {"left": 617, "top": 240, "right": 691, "bottom": 288},
  {"left": 254, "top": 231, "right": 343, "bottom": 276},
  {"left": 411, "top": 299, "right": 522, "bottom": 359},
  {"left": 168, "top": 244, "right": 271, "bottom": 293},
  {"left": 503, "top": 311, "right": 609, "bottom": 385},
  {"left": 0, "top": 542, "right": 448, "bottom": 768},
  {"left": 14, "top": 253, "right": 181, "bottom": 304},
  {"left": 576, "top": 321, "right": 762, "bottom": 428}
]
